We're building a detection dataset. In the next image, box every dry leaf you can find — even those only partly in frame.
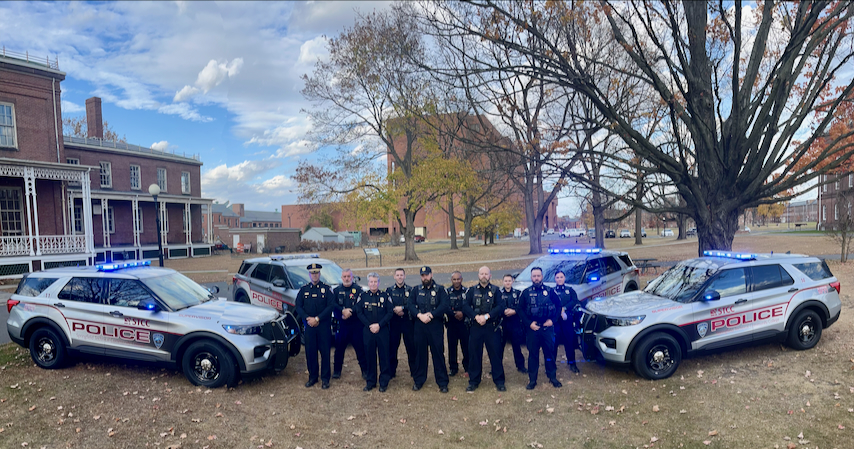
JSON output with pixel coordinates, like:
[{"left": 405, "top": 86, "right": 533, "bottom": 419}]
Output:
[
  {"left": 703, "top": 441, "right": 711, "bottom": 446},
  {"left": 352, "top": 430, "right": 367, "bottom": 437},
  {"left": 708, "top": 430, "right": 718, "bottom": 436},
  {"left": 526, "top": 398, "right": 533, "bottom": 403},
  {"left": 347, "top": 416, "right": 355, "bottom": 421},
  {"left": 652, "top": 405, "right": 660, "bottom": 412},
  {"left": 207, "top": 435, "right": 216, "bottom": 441},
  {"left": 438, "top": 429, "right": 444, "bottom": 435},
  {"left": 650, "top": 436, "right": 659, "bottom": 443}
]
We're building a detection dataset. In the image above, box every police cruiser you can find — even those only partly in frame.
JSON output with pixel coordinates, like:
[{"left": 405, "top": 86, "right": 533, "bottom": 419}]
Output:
[
  {"left": 579, "top": 251, "right": 842, "bottom": 380},
  {"left": 514, "top": 248, "right": 640, "bottom": 303},
  {"left": 6, "top": 261, "right": 301, "bottom": 388}
]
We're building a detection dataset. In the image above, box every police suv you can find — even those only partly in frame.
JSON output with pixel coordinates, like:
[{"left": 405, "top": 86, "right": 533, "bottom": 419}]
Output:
[
  {"left": 580, "top": 251, "right": 842, "bottom": 380},
  {"left": 514, "top": 248, "right": 640, "bottom": 302},
  {"left": 6, "top": 261, "right": 301, "bottom": 388}
]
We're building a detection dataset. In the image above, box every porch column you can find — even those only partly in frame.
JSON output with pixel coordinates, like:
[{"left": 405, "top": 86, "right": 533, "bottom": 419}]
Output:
[
  {"left": 22, "top": 167, "right": 35, "bottom": 256},
  {"left": 101, "top": 198, "right": 110, "bottom": 248},
  {"left": 207, "top": 203, "right": 213, "bottom": 243},
  {"left": 132, "top": 197, "right": 140, "bottom": 247},
  {"left": 82, "top": 170, "right": 94, "bottom": 254},
  {"left": 185, "top": 202, "right": 191, "bottom": 244},
  {"left": 160, "top": 200, "right": 168, "bottom": 247}
]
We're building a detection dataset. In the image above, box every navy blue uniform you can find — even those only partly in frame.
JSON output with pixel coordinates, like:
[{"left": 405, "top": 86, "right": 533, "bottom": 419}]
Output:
[
  {"left": 552, "top": 283, "right": 580, "bottom": 367},
  {"left": 386, "top": 283, "right": 415, "bottom": 378},
  {"left": 462, "top": 283, "right": 506, "bottom": 389},
  {"left": 295, "top": 281, "right": 335, "bottom": 385},
  {"left": 356, "top": 289, "right": 393, "bottom": 390},
  {"left": 445, "top": 285, "right": 470, "bottom": 375},
  {"left": 500, "top": 286, "right": 527, "bottom": 372},
  {"left": 332, "top": 283, "right": 367, "bottom": 379},
  {"left": 406, "top": 281, "right": 450, "bottom": 389},
  {"left": 518, "top": 283, "right": 561, "bottom": 385}
]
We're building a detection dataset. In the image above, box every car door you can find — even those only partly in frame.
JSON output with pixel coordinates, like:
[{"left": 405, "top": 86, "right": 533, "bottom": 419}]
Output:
[
  {"left": 691, "top": 268, "right": 754, "bottom": 350},
  {"left": 246, "top": 263, "right": 278, "bottom": 310},
  {"left": 601, "top": 256, "right": 625, "bottom": 297},
  {"left": 267, "top": 263, "right": 296, "bottom": 312},
  {"left": 577, "top": 258, "right": 605, "bottom": 303},
  {"left": 101, "top": 278, "right": 173, "bottom": 362},
  {"left": 55, "top": 277, "right": 107, "bottom": 355},
  {"left": 747, "top": 264, "right": 796, "bottom": 339}
]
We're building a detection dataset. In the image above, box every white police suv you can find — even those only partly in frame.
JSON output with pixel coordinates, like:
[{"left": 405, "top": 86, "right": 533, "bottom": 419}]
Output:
[
  {"left": 579, "top": 251, "right": 842, "bottom": 380},
  {"left": 514, "top": 248, "right": 640, "bottom": 302},
  {"left": 233, "top": 254, "right": 346, "bottom": 313},
  {"left": 6, "top": 261, "right": 301, "bottom": 388}
]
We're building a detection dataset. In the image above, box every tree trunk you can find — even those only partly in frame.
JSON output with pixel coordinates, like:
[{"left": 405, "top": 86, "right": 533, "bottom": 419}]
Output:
[
  {"left": 489, "top": 231, "right": 495, "bottom": 245},
  {"left": 448, "top": 198, "right": 458, "bottom": 250},
  {"left": 635, "top": 167, "right": 643, "bottom": 245},
  {"left": 676, "top": 214, "right": 686, "bottom": 240},
  {"left": 524, "top": 188, "right": 543, "bottom": 255},
  {"left": 403, "top": 208, "right": 419, "bottom": 261},
  {"left": 591, "top": 190, "right": 605, "bottom": 248},
  {"left": 463, "top": 201, "right": 473, "bottom": 248},
  {"left": 696, "top": 206, "right": 739, "bottom": 256}
]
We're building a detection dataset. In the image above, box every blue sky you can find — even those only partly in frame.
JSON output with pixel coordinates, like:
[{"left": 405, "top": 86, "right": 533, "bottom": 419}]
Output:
[{"left": 0, "top": 1, "right": 393, "bottom": 212}]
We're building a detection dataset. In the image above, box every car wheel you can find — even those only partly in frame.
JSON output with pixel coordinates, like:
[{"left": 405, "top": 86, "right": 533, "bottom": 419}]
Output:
[
  {"left": 235, "top": 290, "right": 250, "bottom": 304},
  {"left": 29, "top": 327, "right": 68, "bottom": 369},
  {"left": 632, "top": 332, "right": 682, "bottom": 380},
  {"left": 786, "top": 309, "right": 822, "bottom": 350},
  {"left": 181, "top": 340, "right": 237, "bottom": 388}
]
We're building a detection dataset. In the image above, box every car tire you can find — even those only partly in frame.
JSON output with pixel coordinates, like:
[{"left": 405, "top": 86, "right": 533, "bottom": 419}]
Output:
[
  {"left": 181, "top": 340, "right": 237, "bottom": 388},
  {"left": 632, "top": 332, "right": 682, "bottom": 380},
  {"left": 289, "top": 338, "right": 301, "bottom": 356},
  {"left": 29, "top": 327, "right": 68, "bottom": 369},
  {"left": 785, "top": 309, "right": 822, "bottom": 350},
  {"left": 235, "top": 290, "right": 250, "bottom": 304},
  {"left": 625, "top": 282, "right": 638, "bottom": 292}
]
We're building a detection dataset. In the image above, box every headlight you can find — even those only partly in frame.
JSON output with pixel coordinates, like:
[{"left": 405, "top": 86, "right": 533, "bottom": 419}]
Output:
[
  {"left": 222, "top": 324, "right": 263, "bottom": 335},
  {"left": 605, "top": 315, "right": 645, "bottom": 327}
]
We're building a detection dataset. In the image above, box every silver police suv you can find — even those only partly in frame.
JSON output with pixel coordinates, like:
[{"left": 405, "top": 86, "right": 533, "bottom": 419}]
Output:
[
  {"left": 233, "top": 254, "right": 345, "bottom": 313},
  {"left": 6, "top": 261, "right": 301, "bottom": 388},
  {"left": 579, "top": 251, "right": 842, "bottom": 380},
  {"left": 514, "top": 248, "right": 640, "bottom": 302}
]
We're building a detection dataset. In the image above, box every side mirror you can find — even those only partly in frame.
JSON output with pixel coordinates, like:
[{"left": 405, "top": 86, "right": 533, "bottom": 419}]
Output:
[
  {"left": 138, "top": 299, "right": 161, "bottom": 312},
  {"left": 355, "top": 275, "right": 362, "bottom": 282},
  {"left": 272, "top": 279, "right": 285, "bottom": 288},
  {"left": 702, "top": 291, "right": 721, "bottom": 301},
  {"left": 510, "top": 272, "right": 520, "bottom": 279},
  {"left": 586, "top": 272, "right": 600, "bottom": 283},
  {"left": 207, "top": 285, "right": 220, "bottom": 295}
]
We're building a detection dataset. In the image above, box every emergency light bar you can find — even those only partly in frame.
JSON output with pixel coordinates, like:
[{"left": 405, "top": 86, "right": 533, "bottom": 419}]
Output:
[
  {"left": 702, "top": 251, "right": 756, "bottom": 260},
  {"left": 548, "top": 248, "right": 602, "bottom": 255},
  {"left": 97, "top": 260, "right": 152, "bottom": 271},
  {"left": 270, "top": 253, "right": 320, "bottom": 261}
]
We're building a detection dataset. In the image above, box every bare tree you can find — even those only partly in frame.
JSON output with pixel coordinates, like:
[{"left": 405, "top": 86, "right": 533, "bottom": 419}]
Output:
[{"left": 825, "top": 189, "right": 854, "bottom": 263}]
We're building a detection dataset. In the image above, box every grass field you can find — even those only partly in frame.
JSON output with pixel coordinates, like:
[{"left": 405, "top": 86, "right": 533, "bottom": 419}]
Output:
[{"left": 1, "top": 234, "right": 853, "bottom": 448}]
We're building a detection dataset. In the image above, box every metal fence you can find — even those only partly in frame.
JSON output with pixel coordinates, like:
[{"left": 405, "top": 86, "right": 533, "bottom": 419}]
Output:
[
  {"left": 0, "top": 47, "right": 59, "bottom": 70},
  {"left": 63, "top": 136, "right": 200, "bottom": 162}
]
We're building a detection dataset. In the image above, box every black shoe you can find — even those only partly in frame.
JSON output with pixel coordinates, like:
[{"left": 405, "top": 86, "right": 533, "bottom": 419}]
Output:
[
  {"left": 569, "top": 364, "right": 580, "bottom": 374},
  {"left": 305, "top": 379, "right": 318, "bottom": 388},
  {"left": 526, "top": 382, "right": 537, "bottom": 390},
  {"left": 332, "top": 372, "right": 341, "bottom": 379},
  {"left": 550, "top": 379, "right": 562, "bottom": 388},
  {"left": 379, "top": 386, "right": 388, "bottom": 392},
  {"left": 496, "top": 385, "right": 506, "bottom": 392},
  {"left": 466, "top": 384, "right": 477, "bottom": 392},
  {"left": 363, "top": 385, "right": 375, "bottom": 392},
  {"left": 412, "top": 384, "right": 422, "bottom": 391},
  {"left": 322, "top": 382, "right": 330, "bottom": 390},
  {"left": 449, "top": 368, "right": 458, "bottom": 377},
  {"left": 439, "top": 386, "right": 449, "bottom": 393},
  {"left": 517, "top": 367, "right": 527, "bottom": 374}
]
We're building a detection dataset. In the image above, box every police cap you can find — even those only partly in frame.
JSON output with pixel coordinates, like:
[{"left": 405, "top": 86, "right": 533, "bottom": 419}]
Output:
[
  {"left": 307, "top": 263, "right": 323, "bottom": 273},
  {"left": 420, "top": 266, "right": 432, "bottom": 275}
]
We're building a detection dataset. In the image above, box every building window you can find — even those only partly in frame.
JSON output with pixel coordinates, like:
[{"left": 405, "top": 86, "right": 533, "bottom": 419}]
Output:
[
  {"left": 100, "top": 162, "right": 112, "bottom": 188},
  {"left": 66, "top": 158, "right": 79, "bottom": 165},
  {"left": 181, "top": 172, "right": 190, "bottom": 194},
  {"left": 836, "top": 177, "right": 840, "bottom": 190},
  {"left": 849, "top": 173, "right": 852, "bottom": 189},
  {"left": 0, "top": 187, "right": 23, "bottom": 236},
  {"left": 73, "top": 205, "right": 83, "bottom": 234},
  {"left": 822, "top": 204, "right": 826, "bottom": 221},
  {"left": 157, "top": 168, "right": 167, "bottom": 192},
  {"left": 0, "top": 103, "right": 17, "bottom": 148},
  {"left": 835, "top": 204, "right": 839, "bottom": 221},
  {"left": 107, "top": 206, "right": 115, "bottom": 234},
  {"left": 130, "top": 165, "right": 141, "bottom": 190},
  {"left": 822, "top": 175, "right": 827, "bottom": 192}
]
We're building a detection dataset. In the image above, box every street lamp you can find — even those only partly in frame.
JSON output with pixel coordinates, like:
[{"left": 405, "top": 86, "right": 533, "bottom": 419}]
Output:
[{"left": 148, "top": 184, "right": 164, "bottom": 267}]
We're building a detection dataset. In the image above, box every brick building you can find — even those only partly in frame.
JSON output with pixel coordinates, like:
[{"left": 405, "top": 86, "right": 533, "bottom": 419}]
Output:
[
  {"left": 206, "top": 203, "right": 298, "bottom": 253},
  {"left": 818, "top": 173, "right": 854, "bottom": 230},
  {"left": 0, "top": 49, "right": 213, "bottom": 278}
]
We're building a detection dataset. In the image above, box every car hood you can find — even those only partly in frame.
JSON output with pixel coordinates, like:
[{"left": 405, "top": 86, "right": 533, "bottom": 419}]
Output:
[
  {"left": 181, "top": 298, "right": 279, "bottom": 324},
  {"left": 584, "top": 291, "right": 679, "bottom": 316}
]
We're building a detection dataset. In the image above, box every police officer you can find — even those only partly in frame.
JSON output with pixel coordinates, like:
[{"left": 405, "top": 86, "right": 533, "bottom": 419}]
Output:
[
  {"left": 462, "top": 266, "right": 506, "bottom": 392},
  {"left": 356, "top": 272, "right": 393, "bottom": 392},
  {"left": 519, "top": 267, "right": 562, "bottom": 389},
  {"left": 332, "top": 268, "right": 367, "bottom": 380},
  {"left": 445, "top": 271, "right": 469, "bottom": 377},
  {"left": 406, "top": 266, "right": 450, "bottom": 393},
  {"left": 386, "top": 268, "right": 415, "bottom": 379},
  {"left": 552, "top": 270, "right": 581, "bottom": 374},
  {"left": 500, "top": 274, "right": 527, "bottom": 374},
  {"left": 295, "top": 263, "right": 335, "bottom": 389}
]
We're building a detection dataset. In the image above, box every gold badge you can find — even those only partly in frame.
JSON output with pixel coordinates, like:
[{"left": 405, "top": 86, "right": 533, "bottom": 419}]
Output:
[
  {"left": 321, "top": 288, "right": 325, "bottom": 294},
  {"left": 405, "top": 292, "right": 409, "bottom": 297},
  {"left": 543, "top": 291, "right": 547, "bottom": 296},
  {"left": 488, "top": 292, "right": 493, "bottom": 297},
  {"left": 513, "top": 293, "right": 517, "bottom": 298},
  {"left": 380, "top": 297, "right": 385, "bottom": 304},
  {"left": 431, "top": 291, "right": 436, "bottom": 297},
  {"left": 352, "top": 288, "right": 356, "bottom": 294}
]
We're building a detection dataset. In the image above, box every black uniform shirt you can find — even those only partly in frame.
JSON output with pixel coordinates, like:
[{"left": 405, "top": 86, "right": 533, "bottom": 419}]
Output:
[
  {"left": 518, "top": 283, "right": 561, "bottom": 329},
  {"left": 386, "top": 283, "right": 412, "bottom": 320},
  {"left": 356, "top": 289, "right": 393, "bottom": 327},
  {"left": 332, "top": 283, "right": 363, "bottom": 322},
  {"left": 295, "top": 281, "right": 335, "bottom": 324},
  {"left": 552, "top": 284, "right": 580, "bottom": 314},
  {"left": 462, "top": 283, "right": 505, "bottom": 325},
  {"left": 500, "top": 287, "right": 523, "bottom": 313},
  {"left": 446, "top": 285, "right": 468, "bottom": 319},
  {"left": 406, "top": 280, "right": 449, "bottom": 319}
]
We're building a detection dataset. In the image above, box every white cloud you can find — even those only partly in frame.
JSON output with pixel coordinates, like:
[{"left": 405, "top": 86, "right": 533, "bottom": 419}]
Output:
[
  {"left": 61, "top": 100, "right": 84, "bottom": 113},
  {"left": 297, "top": 36, "right": 328, "bottom": 65},
  {"left": 150, "top": 141, "right": 170, "bottom": 151},
  {"left": 201, "top": 160, "right": 296, "bottom": 208},
  {"left": 173, "top": 85, "right": 200, "bottom": 102},
  {"left": 157, "top": 103, "right": 213, "bottom": 122}
]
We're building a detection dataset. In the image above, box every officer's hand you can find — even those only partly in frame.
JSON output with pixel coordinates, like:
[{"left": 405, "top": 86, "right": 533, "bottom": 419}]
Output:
[
  {"left": 543, "top": 319, "right": 554, "bottom": 327},
  {"left": 342, "top": 308, "right": 352, "bottom": 319},
  {"left": 530, "top": 322, "right": 541, "bottom": 331},
  {"left": 307, "top": 317, "right": 319, "bottom": 327},
  {"left": 394, "top": 306, "right": 404, "bottom": 316},
  {"left": 561, "top": 311, "right": 568, "bottom": 321},
  {"left": 370, "top": 323, "right": 380, "bottom": 333},
  {"left": 418, "top": 313, "right": 431, "bottom": 324},
  {"left": 476, "top": 315, "right": 487, "bottom": 326},
  {"left": 454, "top": 311, "right": 464, "bottom": 321},
  {"left": 504, "top": 308, "right": 516, "bottom": 317}
]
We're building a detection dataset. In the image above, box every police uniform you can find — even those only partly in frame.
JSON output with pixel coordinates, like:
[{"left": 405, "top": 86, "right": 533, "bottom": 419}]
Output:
[
  {"left": 406, "top": 267, "right": 450, "bottom": 391},
  {"left": 386, "top": 282, "right": 415, "bottom": 378},
  {"left": 445, "top": 284, "right": 470, "bottom": 376},
  {"left": 518, "top": 282, "right": 562, "bottom": 388},
  {"left": 462, "top": 282, "right": 506, "bottom": 391},
  {"left": 553, "top": 283, "right": 581, "bottom": 373},
  {"left": 500, "top": 286, "right": 527, "bottom": 373},
  {"left": 355, "top": 288, "right": 393, "bottom": 391},
  {"left": 332, "top": 282, "right": 367, "bottom": 379},
  {"left": 295, "top": 263, "right": 335, "bottom": 388}
]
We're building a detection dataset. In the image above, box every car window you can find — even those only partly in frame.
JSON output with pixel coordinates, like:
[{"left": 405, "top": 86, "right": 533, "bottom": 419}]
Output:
[
  {"left": 780, "top": 267, "right": 795, "bottom": 286},
  {"left": 238, "top": 262, "right": 253, "bottom": 276},
  {"left": 58, "top": 278, "right": 106, "bottom": 304},
  {"left": 141, "top": 272, "right": 214, "bottom": 310},
  {"left": 106, "top": 279, "right": 155, "bottom": 308},
  {"left": 645, "top": 259, "right": 721, "bottom": 302},
  {"left": 516, "top": 259, "right": 586, "bottom": 284},
  {"left": 618, "top": 255, "right": 633, "bottom": 267},
  {"left": 792, "top": 261, "right": 834, "bottom": 281},
  {"left": 584, "top": 259, "right": 604, "bottom": 279},
  {"left": 16, "top": 277, "right": 57, "bottom": 297},
  {"left": 251, "top": 263, "right": 273, "bottom": 282},
  {"left": 270, "top": 265, "right": 289, "bottom": 287},
  {"left": 751, "top": 264, "right": 793, "bottom": 291},
  {"left": 286, "top": 263, "right": 343, "bottom": 288},
  {"left": 604, "top": 257, "right": 622, "bottom": 275},
  {"left": 704, "top": 268, "right": 747, "bottom": 298}
]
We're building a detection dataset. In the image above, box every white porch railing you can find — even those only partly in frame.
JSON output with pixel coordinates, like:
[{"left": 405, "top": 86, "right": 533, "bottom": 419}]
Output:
[
  {"left": 38, "top": 235, "right": 88, "bottom": 255},
  {"left": 0, "top": 236, "right": 32, "bottom": 256}
]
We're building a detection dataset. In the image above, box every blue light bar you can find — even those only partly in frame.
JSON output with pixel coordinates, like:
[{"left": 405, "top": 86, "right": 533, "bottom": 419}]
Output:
[
  {"left": 97, "top": 260, "right": 152, "bottom": 271},
  {"left": 702, "top": 251, "right": 756, "bottom": 260},
  {"left": 548, "top": 248, "right": 602, "bottom": 255}
]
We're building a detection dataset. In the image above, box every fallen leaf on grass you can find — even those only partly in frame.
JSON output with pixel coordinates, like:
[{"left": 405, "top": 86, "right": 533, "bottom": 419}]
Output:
[
  {"left": 786, "top": 443, "right": 797, "bottom": 449},
  {"left": 495, "top": 398, "right": 503, "bottom": 404},
  {"left": 652, "top": 405, "right": 659, "bottom": 412},
  {"left": 703, "top": 441, "right": 711, "bottom": 445},
  {"left": 28, "top": 406, "right": 36, "bottom": 412},
  {"left": 479, "top": 420, "right": 489, "bottom": 426},
  {"left": 526, "top": 398, "right": 533, "bottom": 403},
  {"left": 347, "top": 416, "right": 355, "bottom": 421},
  {"left": 680, "top": 410, "right": 687, "bottom": 414},
  {"left": 207, "top": 435, "right": 216, "bottom": 441},
  {"left": 839, "top": 425, "right": 845, "bottom": 430},
  {"left": 708, "top": 430, "right": 718, "bottom": 436},
  {"left": 650, "top": 436, "right": 659, "bottom": 443},
  {"left": 438, "top": 430, "right": 444, "bottom": 435},
  {"left": 352, "top": 430, "right": 367, "bottom": 437}
]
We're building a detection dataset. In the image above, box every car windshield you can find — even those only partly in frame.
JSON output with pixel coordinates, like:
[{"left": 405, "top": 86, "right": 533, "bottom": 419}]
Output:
[
  {"left": 287, "top": 263, "right": 343, "bottom": 288},
  {"left": 516, "top": 257, "right": 586, "bottom": 284},
  {"left": 643, "top": 259, "right": 722, "bottom": 302},
  {"left": 142, "top": 272, "right": 215, "bottom": 310}
]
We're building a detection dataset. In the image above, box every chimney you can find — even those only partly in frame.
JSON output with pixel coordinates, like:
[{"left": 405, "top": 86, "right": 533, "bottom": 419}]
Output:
[
  {"left": 85, "top": 97, "right": 103, "bottom": 139},
  {"left": 232, "top": 203, "right": 245, "bottom": 217}
]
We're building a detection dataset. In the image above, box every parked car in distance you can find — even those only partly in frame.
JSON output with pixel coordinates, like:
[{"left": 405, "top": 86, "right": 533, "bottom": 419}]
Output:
[
  {"left": 745, "top": 226, "right": 751, "bottom": 233},
  {"left": 686, "top": 227, "right": 697, "bottom": 237},
  {"left": 640, "top": 228, "right": 647, "bottom": 238},
  {"left": 619, "top": 229, "right": 631, "bottom": 238},
  {"left": 605, "top": 230, "right": 616, "bottom": 238},
  {"left": 414, "top": 235, "right": 425, "bottom": 243},
  {"left": 547, "top": 228, "right": 555, "bottom": 235},
  {"left": 564, "top": 228, "right": 586, "bottom": 238},
  {"left": 662, "top": 229, "right": 674, "bottom": 237}
]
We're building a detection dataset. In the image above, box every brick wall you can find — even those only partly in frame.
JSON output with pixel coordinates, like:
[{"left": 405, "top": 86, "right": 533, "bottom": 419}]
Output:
[{"left": 0, "top": 62, "right": 65, "bottom": 164}]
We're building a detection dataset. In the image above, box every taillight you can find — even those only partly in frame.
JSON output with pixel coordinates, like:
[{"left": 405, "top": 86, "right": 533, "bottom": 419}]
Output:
[
  {"left": 830, "top": 281, "right": 841, "bottom": 295},
  {"left": 7, "top": 299, "right": 20, "bottom": 313}
]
